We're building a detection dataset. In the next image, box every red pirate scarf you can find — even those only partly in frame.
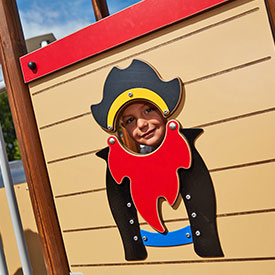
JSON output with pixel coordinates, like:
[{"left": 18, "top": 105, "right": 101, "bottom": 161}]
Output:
[{"left": 108, "top": 120, "right": 191, "bottom": 232}]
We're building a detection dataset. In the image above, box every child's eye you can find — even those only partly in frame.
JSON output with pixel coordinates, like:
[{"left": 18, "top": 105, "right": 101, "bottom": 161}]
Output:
[
  {"left": 145, "top": 107, "right": 153, "bottom": 114},
  {"left": 125, "top": 117, "right": 135, "bottom": 124}
]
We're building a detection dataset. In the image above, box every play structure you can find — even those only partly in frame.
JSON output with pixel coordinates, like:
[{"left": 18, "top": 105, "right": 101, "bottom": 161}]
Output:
[{"left": 1, "top": 0, "right": 275, "bottom": 274}]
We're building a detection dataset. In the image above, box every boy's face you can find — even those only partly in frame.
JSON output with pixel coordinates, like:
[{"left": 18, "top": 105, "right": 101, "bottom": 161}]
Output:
[{"left": 120, "top": 102, "right": 166, "bottom": 148}]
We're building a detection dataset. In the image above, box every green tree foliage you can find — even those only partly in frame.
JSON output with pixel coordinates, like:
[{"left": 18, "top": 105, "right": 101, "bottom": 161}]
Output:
[{"left": 0, "top": 92, "right": 21, "bottom": 161}]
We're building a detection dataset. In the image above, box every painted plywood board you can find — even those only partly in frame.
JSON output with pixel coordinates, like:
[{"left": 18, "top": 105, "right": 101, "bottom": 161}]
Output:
[
  {"left": 195, "top": 111, "right": 275, "bottom": 169},
  {"left": 29, "top": 0, "right": 274, "bottom": 128},
  {"left": 24, "top": 0, "right": 275, "bottom": 272},
  {"left": 0, "top": 184, "right": 46, "bottom": 274},
  {"left": 49, "top": 150, "right": 275, "bottom": 200},
  {"left": 40, "top": 111, "right": 275, "bottom": 166},
  {"left": 62, "top": 213, "right": 275, "bottom": 264},
  {"left": 177, "top": 58, "right": 275, "bottom": 128},
  {"left": 28, "top": 0, "right": 273, "bottom": 93},
  {"left": 47, "top": 153, "right": 106, "bottom": 195},
  {"left": 32, "top": 56, "right": 275, "bottom": 141},
  {"left": 70, "top": 261, "right": 275, "bottom": 275},
  {"left": 55, "top": 161, "right": 275, "bottom": 230}
]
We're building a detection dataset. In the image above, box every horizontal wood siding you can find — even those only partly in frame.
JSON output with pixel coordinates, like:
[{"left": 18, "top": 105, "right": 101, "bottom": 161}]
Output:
[
  {"left": 0, "top": 184, "right": 47, "bottom": 274},
  {"left": 64, "top": 213, "right": 275, "bottom": 263},
  {"left": 27, "top": 0, "right": 275, "bottom": 274},
  {"left": 55, "top": 161, "right": 275, "bottom": 231},
  {"left": 70, "top": 261, "right": 275, "bottom": 275}
]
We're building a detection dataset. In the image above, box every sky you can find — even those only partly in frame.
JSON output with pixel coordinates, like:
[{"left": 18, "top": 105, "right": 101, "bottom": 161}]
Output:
[{"left": 16, "top": 0, "right": 141, "bottom": 40}]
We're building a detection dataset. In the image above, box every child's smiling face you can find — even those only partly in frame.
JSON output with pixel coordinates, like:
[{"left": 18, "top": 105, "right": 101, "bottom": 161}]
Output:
[{"left": 120, "top": 102, "right": 166, "bottom": 148}]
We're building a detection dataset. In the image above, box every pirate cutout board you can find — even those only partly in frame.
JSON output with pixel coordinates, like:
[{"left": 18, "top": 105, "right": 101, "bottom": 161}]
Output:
[{"left": 91, "top": 59, "right": 223, "bottom": 260}]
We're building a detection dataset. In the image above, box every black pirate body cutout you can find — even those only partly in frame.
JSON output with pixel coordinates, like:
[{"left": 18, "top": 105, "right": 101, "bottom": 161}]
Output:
[{"left": 91, "top": 59, "right": 223, "bottom": 261}]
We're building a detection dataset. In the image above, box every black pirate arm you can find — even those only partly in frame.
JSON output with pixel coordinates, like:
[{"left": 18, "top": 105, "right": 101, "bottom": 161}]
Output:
[
  {"left": 96, "top": 147, "right": 147, "bottom": 261},
  {"left": 180, "top": 128, "right": 224, "bottom": 257}
]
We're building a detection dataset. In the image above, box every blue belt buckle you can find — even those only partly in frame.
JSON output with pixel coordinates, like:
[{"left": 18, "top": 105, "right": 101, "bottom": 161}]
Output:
[{"left": 140, "top": 225, "right": 193, "bottom": 247}]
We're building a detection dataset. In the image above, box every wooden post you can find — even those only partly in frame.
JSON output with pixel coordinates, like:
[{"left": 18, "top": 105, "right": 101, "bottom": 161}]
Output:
[
  {"left": 0, "top": 0, "right": 70, "bottom": 274},
  {"left": 91, "top": 0, "right": 109, "bottom": 21},
  {"left": 266, "top": 0, "right": 275, "bottom": 37}
]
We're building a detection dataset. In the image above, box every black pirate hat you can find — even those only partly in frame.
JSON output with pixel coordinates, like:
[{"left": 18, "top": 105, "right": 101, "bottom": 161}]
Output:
[{"left": 91, "top": 59, "right": 183, "bottom": 132}]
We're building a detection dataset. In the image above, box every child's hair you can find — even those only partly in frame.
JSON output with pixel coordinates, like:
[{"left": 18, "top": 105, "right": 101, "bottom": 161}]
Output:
[{"left": 116, "top": 100, "right": 167, "bottom": 153}]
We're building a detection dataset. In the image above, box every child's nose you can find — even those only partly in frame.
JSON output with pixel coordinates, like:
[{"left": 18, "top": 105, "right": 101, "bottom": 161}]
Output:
[{"left": 137, "top": 118, "right": 148, "bottom": 129}]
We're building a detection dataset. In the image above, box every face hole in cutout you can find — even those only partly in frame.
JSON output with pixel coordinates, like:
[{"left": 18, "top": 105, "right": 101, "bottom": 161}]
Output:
[{"left": 117, "top": 100, "right": 167, "bottom": 154}]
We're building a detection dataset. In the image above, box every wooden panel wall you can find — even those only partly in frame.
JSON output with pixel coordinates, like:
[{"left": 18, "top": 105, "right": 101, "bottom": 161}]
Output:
[
  {"left": 0, "top": 184, "right": 47, "bottom": 274},
  {"left": 28, "top": 0, "right": 275, "bottom": 274}
]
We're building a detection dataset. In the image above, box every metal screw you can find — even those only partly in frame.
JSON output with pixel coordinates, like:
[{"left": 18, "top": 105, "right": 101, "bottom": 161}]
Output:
[
  {"left": 186, "top": 233, "right": 191, "bottom": 238},
  {"left": 128, "top": 92, "right": 133, "bottom": 97},
  {"left": 109, "top": 137, "right": 115, "bottom": 145},
  {"left": 129, "top": 219, "right": 134, "bottom": 225},
  {"left": 195, "top": 230, "right": 201, "bottom": 237},
  {"left": 169, "top": 122, "right": 177, "bottom": 130},
  {"left": 127, "top": 202, "right": 132, "bottom": 208},
  {"left": 28, "top": 61, "right": 37, "bottom": 70},
  {"left": 185, "top": 194, "right": 191, "bottom": 200},
  {"left": 191, "top": 212, "right": 197, "bottom": 218},
  {"left": 133, "top": 236, "right": 138, "bottom": 241},
  {"left": 142, "top": 236, "right": 147, "bottom": 241},
  {"left": 107, "top": 125, "right": 112, "bottom": 130},
  {"left": 163, "top": 110, "right": 169, "bottom": 115}
]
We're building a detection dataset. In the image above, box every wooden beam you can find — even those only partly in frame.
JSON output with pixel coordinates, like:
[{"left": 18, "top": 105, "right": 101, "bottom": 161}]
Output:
[
  {"left": 266, "top": 0, "right": 275, "bottom": 39},
  {"left": 0, "top": 0, "right": 70, "bottom": 274},
  {"left": 91, "top": 0, "right": 109, "bottom": 21}
]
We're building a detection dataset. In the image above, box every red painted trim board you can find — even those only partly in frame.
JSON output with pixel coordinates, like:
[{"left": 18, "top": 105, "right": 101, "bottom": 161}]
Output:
[{"left": 20, "top": 0, "right": 229, "bottom": 83}]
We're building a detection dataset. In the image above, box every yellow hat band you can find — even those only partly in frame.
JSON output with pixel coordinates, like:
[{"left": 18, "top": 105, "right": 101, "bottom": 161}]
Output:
[{"left": 107, "top": 88, "right": 170, "bottom": 130}]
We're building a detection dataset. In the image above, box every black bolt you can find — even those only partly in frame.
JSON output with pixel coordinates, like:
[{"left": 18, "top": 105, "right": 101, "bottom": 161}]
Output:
[{"left": 28, "top": 61, "right": 37, "bottom": 70}]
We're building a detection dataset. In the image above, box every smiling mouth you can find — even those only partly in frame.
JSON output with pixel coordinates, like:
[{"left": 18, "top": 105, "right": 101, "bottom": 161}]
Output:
[{"left": 142, "top": 129, "right": 155, "bottom": 139}]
